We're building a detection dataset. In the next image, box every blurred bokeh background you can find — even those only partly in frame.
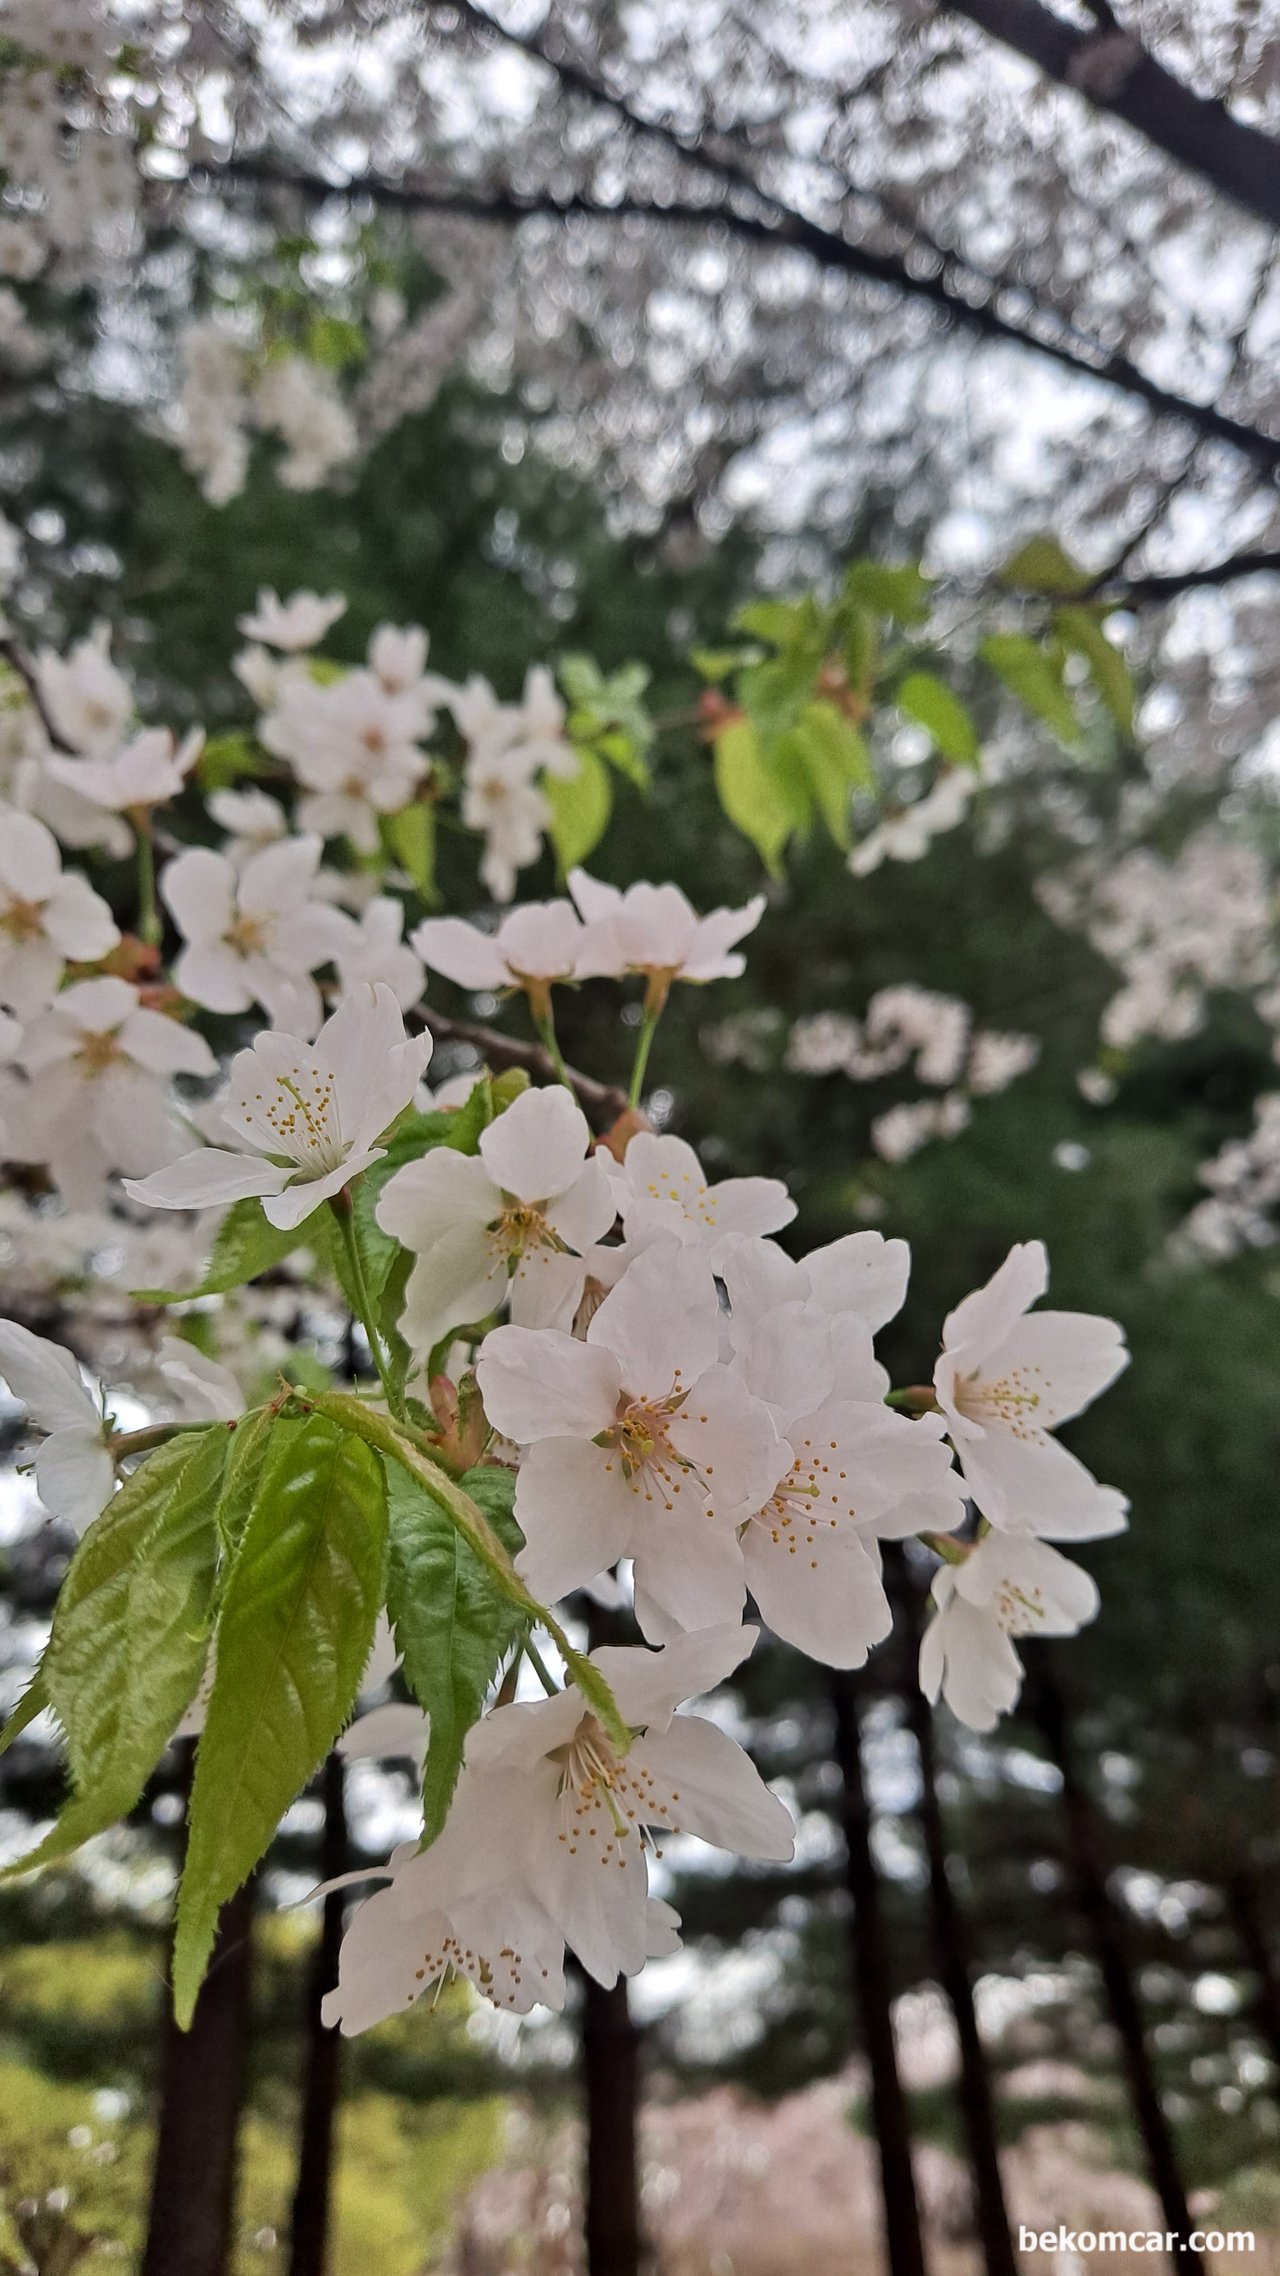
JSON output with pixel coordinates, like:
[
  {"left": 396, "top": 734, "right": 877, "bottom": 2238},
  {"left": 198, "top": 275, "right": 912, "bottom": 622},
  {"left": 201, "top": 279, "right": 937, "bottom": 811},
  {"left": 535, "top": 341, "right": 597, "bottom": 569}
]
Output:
[{"left": 3, "top": 4, "right": 1280, "bottom": 2271}]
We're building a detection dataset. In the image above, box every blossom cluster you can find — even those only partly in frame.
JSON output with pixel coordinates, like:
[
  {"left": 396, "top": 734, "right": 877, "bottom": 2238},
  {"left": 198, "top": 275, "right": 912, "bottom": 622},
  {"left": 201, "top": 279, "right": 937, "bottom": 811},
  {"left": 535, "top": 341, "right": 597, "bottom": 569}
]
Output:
[
  {"left": 786, "top": 986, "right": 1039, "bottom": 1162},
  {"left": 0, "top": 591, "right": 1131, "bottom": 2041}
]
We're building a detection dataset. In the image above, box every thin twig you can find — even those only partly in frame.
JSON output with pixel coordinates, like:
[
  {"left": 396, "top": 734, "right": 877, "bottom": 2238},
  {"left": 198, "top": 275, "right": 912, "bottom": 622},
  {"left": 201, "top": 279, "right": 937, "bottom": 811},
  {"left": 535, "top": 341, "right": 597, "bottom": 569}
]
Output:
[{"left": 418, "top": 1007, "right": 630, "bottom": 1125}]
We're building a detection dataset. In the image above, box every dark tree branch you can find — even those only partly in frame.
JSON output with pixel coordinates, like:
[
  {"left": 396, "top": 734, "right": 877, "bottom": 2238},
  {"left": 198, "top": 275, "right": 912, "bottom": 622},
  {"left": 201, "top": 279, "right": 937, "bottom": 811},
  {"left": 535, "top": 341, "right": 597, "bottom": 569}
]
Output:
[
  {"left": 417, "top": 1006, "right": 631, "bottom": 1126},
  {"left": 1101, "top": 544, "right": 1280, "bottom": 601},
  {"left": 203, "top": 159, "right": 1280, "bottom": 477},
  {"left": 0, "top": 636, "right": 75, "bottom": 753},
  {"left": 945, "top": 0, "right": 1280, "bottom": 230}
]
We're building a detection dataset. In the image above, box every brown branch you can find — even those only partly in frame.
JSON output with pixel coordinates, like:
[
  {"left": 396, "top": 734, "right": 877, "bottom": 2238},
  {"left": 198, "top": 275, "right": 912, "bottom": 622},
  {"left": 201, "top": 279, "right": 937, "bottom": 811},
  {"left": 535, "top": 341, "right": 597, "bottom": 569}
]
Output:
[
  {"left": 945, "top": 0, "right": 1280, "bottom": 230},
  {"left": 202, "top": 158, "right": 1280, "bottom": 477},
  {"left": 1100, "top": 544, "right": 1280, "bottom": 602},
  {"left": 0, "top": 636, "right": 75, "bottom": 753},
  {"left": 419, "top": 1007, "right": 630, "bottom": 1126}
]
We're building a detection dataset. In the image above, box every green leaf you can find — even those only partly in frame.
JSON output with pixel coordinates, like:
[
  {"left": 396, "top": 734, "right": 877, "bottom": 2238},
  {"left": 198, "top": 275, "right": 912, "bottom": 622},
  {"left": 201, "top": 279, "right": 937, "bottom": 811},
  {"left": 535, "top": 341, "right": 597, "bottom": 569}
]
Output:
[
  {"left": 712, "top": 717, "right": 797, "bottom": 874},
  {"left": 214, "top": 1408, "right": 278, "bottom": 1563},
  {"left": 384, "top": 1461, "right": 525, "bottom": 1844},
  {"left": 894, "top": 670, "right": 979, "bottom": 765},
  {"left": 978, "top": 634, "right": 1082, "bottom": 743},
  {"left": 305, "top": 312, "right": 366, "bottom": 371},
  {"left": 173, "top": 1414, "right": 387, "bottom": 2025},
  {"left": 844, "top": 560, "right": 932, "bottom": 624},
  {"left": 313, "top": 1393, "right": 630, "bottom": 1757},
  {"left": 133, "top": 1197, "right": 313, "bottom": 1304},
  {"left": 1055, "top": 605, "right": 1135, "bottom": 733},
  {"left": 196, "top": 732, "right": 264, "bottom": 793},
  {"left": 1, "top": 1431, "right": 229, "bottom": 1882},
  {"left": 843, "top": 603, "right": 880, "bottom": 695},
  {"left": 733, "top": 597, "right": 827, "bottom": 650},
  {"left": 0, "top": 1670, "right": 49, "bottom": 1760},
  {"left": 999, "top": 534, "right": 1091, "bottom": 597},
  {"left": 545, "top": 744, "right": 613, "bottom": 872},
  {"left": 593, "top": 728, "right": 650, "bottom": 791},
  {"left": 737, "top": 651, "right": 820, "bottom": 739},
  {"left": 785, "top": 702, "right": 872, "bottom": 846},
  {"left": 689, "top": 646, "right": 757, "bottom": 681},
  {"left": 384, "top": 805, "right": 436, "bottom": 898}
]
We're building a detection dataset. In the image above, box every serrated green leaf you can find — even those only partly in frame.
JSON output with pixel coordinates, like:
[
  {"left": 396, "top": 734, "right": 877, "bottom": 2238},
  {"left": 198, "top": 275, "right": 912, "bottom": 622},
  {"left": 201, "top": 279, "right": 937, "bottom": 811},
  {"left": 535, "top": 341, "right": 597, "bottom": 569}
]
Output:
[
  {"left": 545, "top": 745, "right": 613, "bottom": 872},
  {"left": 999, "top": 534, "right": 1091, "bottom": 597},
  {"left": 214, "top": 1408, "right": 278, "bottom": 1563},
  {"left": 894, "top": 670, "right": 979, "bottom": 764},
  {"left": 384, "top": 1460, "right": 524, "bottom": 1844},
  {"left": 383, "top": 804, "right": 436, "bottom": 898},
  {"left": 690, "top": 646, "right": 757, "bottom": 681},
  {"left": 978, "top": 634, "right": 1082, "bottom": 743},
  {"left": 173, "top": 1414, "right": 387, "bottom": 2025},
  {"left": 1055, "top": 605, "right": 1135, "bottom": 733},
  {"left": 133, "top": 1197, "right": 312, "bottom": 1304},
  {"left": 1, "top": 1431, "right": 228, "bottom": 1883},
  {"left": 0, "top": 1670, "right": 49, "bottom": 1759},
  {"left": 712, "top": 717, "right": 796, "bottom": 874},
  {"left": 843, "top": 603, "right": 880, "bottom": 696},
  {"left": 844, "top": 560, "right": 932, "bottom": 625}
]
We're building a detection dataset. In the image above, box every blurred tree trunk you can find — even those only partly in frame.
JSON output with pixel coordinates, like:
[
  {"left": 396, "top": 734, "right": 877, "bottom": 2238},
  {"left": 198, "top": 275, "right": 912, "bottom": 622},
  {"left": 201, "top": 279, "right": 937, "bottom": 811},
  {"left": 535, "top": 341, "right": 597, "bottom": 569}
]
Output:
[
  {"left": 1226, "top": 1864, "right": 1280, "bottom": 2090},
  {"left": 829, "top": 1669, "right": 928, "bottom": 2276},
  {"left": 1031, "top": 1666, "right": 1204, "bottom": 2272},
  {"left": 576, "top": 1596, "right": 646, "bottom": 2276},
  {"left": 579, "top": 1969, "right": 644, "bottom": 2276},
  {"left": 895, "top": 1564, "right": 1017, "bottom": 2276},
  {"left": 288, "top": 1752, "right": 348, "bottom": 2276},
  {"left": 141, "top": 1745, "right": 254, "bottom": 2276}
]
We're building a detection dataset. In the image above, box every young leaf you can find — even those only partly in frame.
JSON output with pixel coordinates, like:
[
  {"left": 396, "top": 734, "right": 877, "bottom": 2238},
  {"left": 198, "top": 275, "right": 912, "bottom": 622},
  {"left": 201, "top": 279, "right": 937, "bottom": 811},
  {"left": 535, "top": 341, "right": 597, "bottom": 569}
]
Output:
[
  {"left": 894, "top": 670, "right": 979, "bottom": 764},
  {"left": 844, "top": 560, "right": 932, "bottom": 624},
  {"left": 133, "top": 1196, "right": 314, "bottom": 1304},
  {"left": 196, "top": 732, "right": 263, "bottom": 792},
  {"left": 978, "top": 634, "right": 1082, "bottom": 743},
  {"left": 384, "top": 1460, "right": 524, "bottom": 1844},
  {"left": 384, "top": 802, "right": 436, "bottom": 898},
  {"left": 712, "top": 717, "right": 797, "bottom": 874},
  {"left": 545, "top": 744, "right": 613, "bottom": 872},
  {"left": 0, "top": 1670, "right": 49, "bottom": 1760},
  {"left": 172, "top": 1414, "right": 387, "bottom": 2025},
  {"left": 785, "top": 702, "right": 871, "bottom": 847},
  {"left": 0, "top": 1429, "right": 229, "bottom": 1881},
  {"left": 998, "top": 534, "right": 1091, "bottom": 597},
  {"left": 214, "top": 1407, "right": 278, "bottom": 1562},
  {"left": 1055, "top": 605, "right": 1135, "bottom": 733}
]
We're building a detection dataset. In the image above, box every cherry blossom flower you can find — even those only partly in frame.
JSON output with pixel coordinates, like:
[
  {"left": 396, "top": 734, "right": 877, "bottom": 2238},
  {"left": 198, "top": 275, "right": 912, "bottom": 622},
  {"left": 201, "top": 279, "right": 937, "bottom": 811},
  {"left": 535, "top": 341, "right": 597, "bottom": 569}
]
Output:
[
  {"left": 264, "top": 670, "right": 431, "bottom": 853},
  {"left": 725, "top": 1297, "right": 966, "bottom": 1664},
  {"left": 378, "top": 1085, "right": 617, "bottom": 1353},
  {"left": 0, "top": 805, "right": 118, "bottom": 1016},
  {"left": 718, "top": 1226, "right": 911, "bottom": 1340},
  {"left": 934, "top": 1241, "right": 1128, "bottom": 1539},
  {"left": 207, "top": 787, "right": 289, "bottom": 867},
  {"left": 330, "top": 895, "right": 425, "bottom": 1011},
  {"left": 236, "top": 588, "right": 346, "bottom": 651},
  {"left": 453, "top": 1625, "right": 794, "bottom": 1986},
  {"left": 0, "top": 1319, "right": 113, "bottom": 1530},
  {"left": 461, "top": 748, "right": 552, "bottom": 904},
  {"left": 48, "top": 726, "right": 203, "bottom": 813},
  {"left": 161, "top": 836, "right": 345, "bottom": 1036},
  {"left": 920, "top": 1534, "right": 1100, "bottom": 1730},
  {"left": 33, "top": 625, "right": 131, "bottom": 757},
  {"left": 156, "top": 1337, "right": 244, "bottom": 1422},
  {"left": 412, "top": 901, "right": 587, "bottom": 1018},
  {"left": 477, "top": 1241, "right": 781, "bottom": 1627},
  {"left": 124, "top": 983, "right": 432, "bottom": 1229},
  {"left": 15, "top": 977, "right": 215, "bottom": 1206},
  {"left": 607, "top": 1132, "right": 794, "bottom": 1260},
  {"left": 570, "top": 870, "right": 767, "bottom": 1003},
  {"left": 848, "top": 769, "right": 973, "bottom": 876}
]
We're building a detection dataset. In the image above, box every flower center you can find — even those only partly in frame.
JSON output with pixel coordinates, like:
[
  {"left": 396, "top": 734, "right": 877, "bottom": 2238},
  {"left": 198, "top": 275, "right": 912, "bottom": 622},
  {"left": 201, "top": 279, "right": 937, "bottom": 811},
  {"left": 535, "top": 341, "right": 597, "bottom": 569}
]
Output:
[
  {"left": 595, "top": 1380, "right": 700, "bottom": 1509},
  {"left": 487, "top": 1199, "right": 564, "bottom": 1264},
  {"left": 75, "top": 1027, "right": 125, "bottom": 1077},
  {"left": 548, "top": 1713, "right": 681, "bottom": 1863},
  {"left": 227, "top": 912, "right": 269, "bottom": 956},
  {"left": 0, "top": 892, "right": 46, "bottom": 942},
  {"left": 992, "top": 1574, "right": 1049, "bottom": 1635},
  {"left": 751, "top": 1441, "right": 846, "bottom": 1561},
  {"left": 245, "top": 1063, "right": 342, "bottom": 1167},
  {"left": 957, "top": 1365, "right": 1046, "bottom": 1437}
]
